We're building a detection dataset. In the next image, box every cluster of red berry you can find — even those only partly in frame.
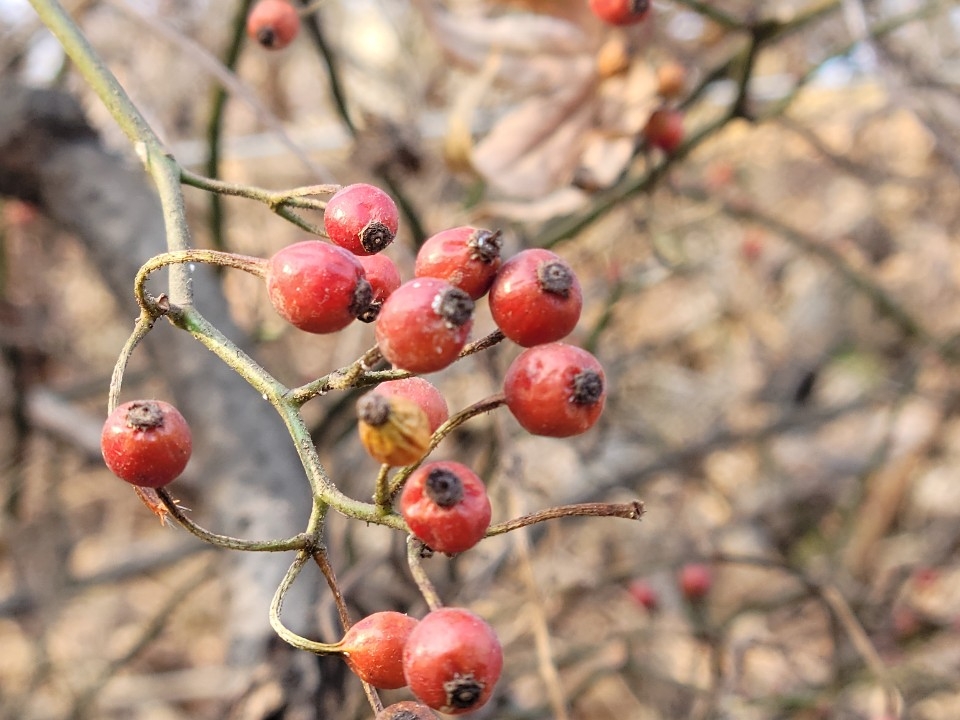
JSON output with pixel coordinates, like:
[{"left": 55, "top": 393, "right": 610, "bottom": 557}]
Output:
[{"left": 100, "top": 178, "right": 610, "bottom": 716}]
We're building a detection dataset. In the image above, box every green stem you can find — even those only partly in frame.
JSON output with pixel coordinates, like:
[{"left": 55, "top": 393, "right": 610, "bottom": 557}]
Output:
[
  {"left": 134, "top": 249, "right": 268, "bottom": 313},
  {"left": 108, "top": 309, "right": 156, "bottom": 412},
  {"left": 156, "top": 489, "right": 313, "bottom": 552},
  {"left": 270, "top": 552, "right": 344, "bottom": 654},
  {"left": 406, "top": 536, "right": 443, "bottom": 611},
  {"left": 29, "top": 0, "right": 193, "bottom": 304}
]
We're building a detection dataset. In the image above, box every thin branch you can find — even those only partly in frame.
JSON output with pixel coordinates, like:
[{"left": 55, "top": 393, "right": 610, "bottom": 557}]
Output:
[
  {"left": 486, "top": 501, "right": 645, "bottom": 537},
  {"left": 204, "top": 0, "right": 255, "bottom": 253},
  {"left": 157, "top": 489, "right": 313, "bottom": 552},
  {"left": 406, "top": 536, "right": 443, "bottom": 611}
]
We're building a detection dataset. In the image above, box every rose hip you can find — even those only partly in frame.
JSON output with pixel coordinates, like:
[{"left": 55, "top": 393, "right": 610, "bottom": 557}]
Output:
[
  {"left": 488, "top": 248, "right": 582, "bottom": 347},
  {"left": 375, "top": 278, "right": 474, "bottom": 373},
  {"left": 503, "top": 342, "right": 606, "bottom": 437},
  {"left": 415, "top": 226, "right": 503, "bottom": 300}
]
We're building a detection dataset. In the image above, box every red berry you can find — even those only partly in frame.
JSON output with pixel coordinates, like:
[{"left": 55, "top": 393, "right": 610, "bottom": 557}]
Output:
[
  {"left": 266, "top": 241, "right": 373, "bottom": 334},
  {"left": 400, "top": 462, "right": 491, "bottom": 555},
  {"left": 643, "top": 108, "right": 685, "bottom": 153},
  {"left": 403, "top": 607, "right": 503, "bottom": 715},
  {"left": 375, "top": 701, "right": 438, "bottom": 720},
  {"left": 415, "top": 226, "right": 503, "bottom": 300},
  {"left": 101, "top": 400, "right": 192, "bottom": 488},
  {"left": 246, "top": 0, "right": 300, "bottom": 50},
  {"left": 503, "top": 342, "right": 606, "bottom": 437},
  {"left": 628, "top": 579, "right": 660, "bottom": 612},
  {"left": 357, "top": 253, "right": 403, "bottom": 322},
  {"left": 678, "top": 563, "right": 713, "bottom": 601},
  {"left": 339, "top": 611, "right": 418, "bottom": 690},
  {"left": 324, "top": 183, "right": 400, "bottom": 256},
  {"left": 589, "top": 0, "right": 651, "bottom": 26},
  {"left": 375, "top": 278, "right": 474, "bottom": 373},
  {"left": 488, "top": 248, "right": 582, "bottom": 347},
  {"left": 373, "top": 377, "right": 449, "bottom": 434}
]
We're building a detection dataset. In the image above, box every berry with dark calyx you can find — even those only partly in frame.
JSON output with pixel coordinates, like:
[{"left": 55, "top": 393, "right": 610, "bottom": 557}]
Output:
[
  {"left": 324, "top": 183, "right": 400, "bottom": 256},
  {"left": 403, "top": 607, "right": 503, "bottom": 715},
  {"left": 266, "top": 241, "right": 373, "bottom": 334},
  {"left": 339, "top": 611, "right": 418, "bottom": 690},
  {"left": 375, "top": 278, "right": 474, "bottom": 373},
  {"left": 400, "top": 461, "right": 491, "bottom": 555},
  {"left": 415, "top": 226, "right": 503, "bottom": 300},
  {"left": 357, "top": 392, "right": 431, "bottom": 467},
  {"left": 101, "top": 400, "right": 192, "bottom": 488},
  {"left": 246, "top": 0, "right": 300, "bottom": 50},
  {"left": 488, "top": 248, "right": 582, "bottom": 347},
  {"left": 375, "top": 701, "right": 438, "bottom": 720},
  {"left": 373, "top": 377, "right": 449, "bottom": 434},
  {"left": 503, "top": 342, "right": 606, "bottom": 437},
  {"left": 589, "top": 0, "right": 651, "bottom": 26},
  {"left": 678, "top": 563, "right": 713, "bottom": 602},
  {"left": 357, "top": 253, "right": 402, "bottom": 322},
  {"left": 643, "top": 107, "right": 685, "bottom": 154}
]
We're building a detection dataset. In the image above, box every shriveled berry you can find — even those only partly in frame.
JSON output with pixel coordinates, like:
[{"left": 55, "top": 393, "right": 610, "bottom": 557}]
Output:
[
  {"left": 415, "top": 226, "right": 503, "bottom": 300},
  {"left": 357, "top": 253, "right": 403, "bottom": 322},
  {"left": 373, "top": 377, "right": 449, "bottom": 434},
  {"left": 246, "top": 0, "right": 300, "bottom": 50},
  {"left": 266, "top": 241, "right": 373, "bottom": 334},
  {"left": 656, "top": 61, "right": 687, "bottom": 99},
  {"left": 643, "top": 108, "right": 685, "bottom": 153},
  {"left": 375, "top": 278, "right": 474, "bottom": 373},
  {"left": 339, "top": 611, "right": 418, "bottom": 690},
  {"left": 375, "top": 701, "right": 438, "bottom": 720},
  {"left": 503, "top": 342, "right": 606, "bottom": 437},
  {"left": 357, "top": 393, "right": 431, "bottom": 466},
  {"left": 101, "top": 400, "right": 192, "bottom": 488},
  {"left": 400, "top": 461, "right": 491, "bottom": 555},
  {"left": 403, "top": 607, "right": 502, "bottom": 715},
  {"left": 324, "top": 183, "right": 400, "bottom": 256},
  {"left": 588, "top": 0, "right": 651, "bottom": 26},
  {"left": 488, "top": 248, "right": 582, "bottom": 347}
]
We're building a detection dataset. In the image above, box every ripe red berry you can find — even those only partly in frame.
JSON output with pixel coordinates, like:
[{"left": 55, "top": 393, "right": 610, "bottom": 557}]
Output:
[
  {"left": 339, "top": 611, "right": 418, "bottom": 690},
  {"left": 357, "top": 253, "right": 403, "bottom": 322},
  {"left": 375, "top": 278, "right": 474, "bottom": 373},
  {"left": 415, "top": 226, "right": 503, "bottom": 300},
  {"left": 373, "top": 377, "right": 449, "bottom": 434},
  {"left": 400, "top": 461, "right": 491, "bottom": 555},
  {"left": 643, "top": 108, "right": 685, "bottom": 153},
  {"left": 628, "top": 579, "right": 660, "bottom": 612},
  {"left": 678, "top": 563, "right": 713, "bottom": 601},
  {"left": 488, "top": 248, "right": 583, "bottom": 347},
  {"left": 589, "top": 0, "right": 651, "bottom": 26},
  {"left": 503, "top": 342, "right": 606, "bottom": 437},
  {"left": 266, "top": 240, "right": 373, "bottom": 334},
  {"left": 324, "top": 183, "right": 400, "bottom": 256},
  {"left": 375, "top": 701, "right": 438, "bottom": 720},
  {"left": 246, "top": 0, "right": 300, "bottom": 50},
  {"left": 101, "top": 400, "right": 192, "bottom": 488},
  {"left": 403, "top": 607, "right": 503, "bottom": 715}
]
